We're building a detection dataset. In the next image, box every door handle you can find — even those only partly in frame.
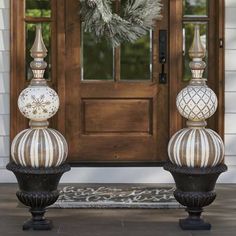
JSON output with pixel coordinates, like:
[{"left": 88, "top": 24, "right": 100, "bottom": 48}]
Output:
[{"left": 159, "top": 30, "right": 167, "bottom": 84}]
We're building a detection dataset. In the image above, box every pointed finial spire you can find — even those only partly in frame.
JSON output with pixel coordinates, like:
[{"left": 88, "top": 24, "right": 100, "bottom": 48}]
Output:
[
  {"left": 189, "top": 24, "right": 205, "bottom": 59},
  {"left": 188, "top": 24, "right": 206, "bottom": 83},
  {"left": 30, "top": 24, "right": 47, "bottom": 58},
  {"left": 30, "top": 24, "right": 48, "bottom": 85}
]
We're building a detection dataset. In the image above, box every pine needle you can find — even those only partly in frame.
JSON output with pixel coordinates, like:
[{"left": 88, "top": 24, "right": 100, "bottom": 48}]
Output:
[{"left": 80, "top": 0, "right": 162, "bottom": 47}]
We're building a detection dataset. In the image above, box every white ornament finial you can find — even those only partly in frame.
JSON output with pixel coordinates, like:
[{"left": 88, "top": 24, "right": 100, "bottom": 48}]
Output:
[
  {"left": 11, "top": 24, "right": 68, "bottom": 168},
  {"left": 168, "top": 24, "right": 224, "bottom": 168}
]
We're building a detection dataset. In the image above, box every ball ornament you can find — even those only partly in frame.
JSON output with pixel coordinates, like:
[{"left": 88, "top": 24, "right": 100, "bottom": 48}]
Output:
[
  {"left": 168, "top": 128, "right": 224, "bottom": 168},
  {"left": 11, "top": 128, "right": 68, "bottom": 168},
  {"left": 18, "top": 86, "right": 59, "bottom": 121},
  {"left": 176, "top": 85, "right": 217, "bottom": 121}
]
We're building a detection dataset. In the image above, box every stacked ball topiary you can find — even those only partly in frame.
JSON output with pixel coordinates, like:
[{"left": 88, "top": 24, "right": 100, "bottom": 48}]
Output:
[
  {"left": 11, "top": 25, "right": 68, "bottom": 168},
  {"left": 168, "top": 25, "right": 224, "bottom": 168}
]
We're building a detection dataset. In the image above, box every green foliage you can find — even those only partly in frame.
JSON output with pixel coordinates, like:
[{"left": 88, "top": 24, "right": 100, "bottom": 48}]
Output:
[
  {"left": 79, "top": 0, "right": 162, "bottom": 47},
  {"left": 184, "top": 0, "right": 207, "bottom": 16},
  {"left": 26, "top": 0, "right": 51, "bottom": 17}
]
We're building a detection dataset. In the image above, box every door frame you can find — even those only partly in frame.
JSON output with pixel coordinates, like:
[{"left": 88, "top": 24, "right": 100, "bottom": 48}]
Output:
[{"left": 10, "top": 0, "right": 225, "bottom": 166}]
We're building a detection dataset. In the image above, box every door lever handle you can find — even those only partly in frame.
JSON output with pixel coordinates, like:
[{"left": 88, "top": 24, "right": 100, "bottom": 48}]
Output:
[
  {"left": 159, "top": 58, "right": 167, "bottom": 84},
  {"left": 159, "top": 30, "right": 167, "bottom": 84}
]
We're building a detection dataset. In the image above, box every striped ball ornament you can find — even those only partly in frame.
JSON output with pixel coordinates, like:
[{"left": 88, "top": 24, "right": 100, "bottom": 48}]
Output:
[
  {"left": 168, "top": 128, "right": 224, "bottom": 168},
  {"left": 11, "top": 128, "right": 68, "bottom": 168}
]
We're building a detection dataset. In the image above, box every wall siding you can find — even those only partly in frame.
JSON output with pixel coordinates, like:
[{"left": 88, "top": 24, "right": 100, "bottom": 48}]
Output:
[
  {"left": 225, "top": 1, "right": 236, "bottom": 172},
  {"left": 0, "top": 0, "right": 10, "bottom": 175},
  {"left": 0, "top": 0, "right": 236, "bottom": 183}
]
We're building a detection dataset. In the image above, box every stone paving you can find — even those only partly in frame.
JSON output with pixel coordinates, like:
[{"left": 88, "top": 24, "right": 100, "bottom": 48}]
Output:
[{"left": 0, "top": 184, "right": 235, "bottom": 236}]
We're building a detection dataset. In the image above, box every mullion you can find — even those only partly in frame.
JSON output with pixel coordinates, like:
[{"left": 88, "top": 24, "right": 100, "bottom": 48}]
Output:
[
  {"left": 182, "top": 18, "right": 210, "bottom": 23},
  {"left": 24, "top": 18, "right": 52, "bottom": 23},
  {"left": 114, "top": 0, "right": 121, "bottom": 82}
]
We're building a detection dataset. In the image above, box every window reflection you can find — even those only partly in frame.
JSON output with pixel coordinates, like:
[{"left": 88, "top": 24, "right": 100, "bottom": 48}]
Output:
[
  {"left": 26, "top": 23, "right": 51, "bottom": 80},
  {"left": 184, "top": 0, "right": 208, "bottom": 17},
  {"left": 121, "top": 33, "right": 152, "bottom": 81},
  {"left": 183, "top": 23, "right": 208, "bottom": 81},
  {"left": 81, "top": 30, "right": 113, "bottom": 80},
  {"left": 26, "top": 0, "right": 51, "bottom": 18}
]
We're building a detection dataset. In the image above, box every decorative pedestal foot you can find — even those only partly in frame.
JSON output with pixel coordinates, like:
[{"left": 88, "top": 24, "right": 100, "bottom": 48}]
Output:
[
  {"left": 179, "top": 208, "right": 211, "bottom": 230},
  {"left": 164, "top": 162, "right": 227, "bottom": 231},
  {"left": 7, "top": 162, "right": 70, "bottom": 231},
  {"left": 23, "top": 213, "right": 52, "bottom": 231}
]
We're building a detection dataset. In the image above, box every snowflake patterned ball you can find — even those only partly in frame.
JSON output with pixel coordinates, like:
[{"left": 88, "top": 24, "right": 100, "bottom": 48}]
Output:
[
  {"left": 176, "top": 85, "right": 218, "bottom": 121},
  {"left": 18, "top": 85, "right": 60, "bottom": 121}
]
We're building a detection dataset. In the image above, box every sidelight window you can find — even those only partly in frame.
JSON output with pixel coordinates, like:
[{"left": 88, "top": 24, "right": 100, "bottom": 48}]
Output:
[
  {"left": 182, "top": 0, "right": 209, "bottom": 81},
  {"left": 25, "top": 0, "right": 52, "bottom": 81}
]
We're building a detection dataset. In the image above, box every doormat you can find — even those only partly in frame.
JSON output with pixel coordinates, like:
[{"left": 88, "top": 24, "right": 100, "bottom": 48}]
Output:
[{"left": 51, "top": 184, "right": 182, "bottom": 209}]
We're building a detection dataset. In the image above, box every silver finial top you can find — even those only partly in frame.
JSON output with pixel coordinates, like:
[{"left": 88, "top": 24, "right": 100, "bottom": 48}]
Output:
[
  {"left": 30, "top": 24, "right": 48, "bottom": 86},
  {"left": 188, "top": 24, "right": 206, "bottom": 84}
]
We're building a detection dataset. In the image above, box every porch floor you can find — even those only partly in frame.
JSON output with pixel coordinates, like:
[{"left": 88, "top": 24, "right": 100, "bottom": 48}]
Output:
[{"left": 0, "top": 184, "right": 235, "bottom": 236}]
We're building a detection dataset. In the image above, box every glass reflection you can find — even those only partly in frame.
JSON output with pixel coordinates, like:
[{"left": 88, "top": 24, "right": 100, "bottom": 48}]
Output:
[
  {"left": 81, "top": 30, "right": 113, "bottom": 80},
  {"left": 121, "top": 33, "right": 152, "bottom": 80},
  {"left": 26, "top": 23, "right": 51, "bottom": 80},
  {"left": 184, "top": 0, "right": 208, "bottom": 17},
  {"left": 26, "top": 0, "right": 51, "bottom": 18},
  {"left": 183, "top": 23, "right": 208, "bottom": 81}
]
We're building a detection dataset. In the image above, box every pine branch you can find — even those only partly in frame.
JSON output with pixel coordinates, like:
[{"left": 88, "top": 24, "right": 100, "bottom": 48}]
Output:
[{"left": 80, "top": 0, "right": 162, "bottom": 47}]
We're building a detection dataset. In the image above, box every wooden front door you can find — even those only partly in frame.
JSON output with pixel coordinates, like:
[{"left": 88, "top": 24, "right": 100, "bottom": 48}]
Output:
[
  {"left": 11, "top": 0, "right": 224, "bottom": 166},
  {"left": 64, "top": 0, "right": 169, "bottom": 164}
]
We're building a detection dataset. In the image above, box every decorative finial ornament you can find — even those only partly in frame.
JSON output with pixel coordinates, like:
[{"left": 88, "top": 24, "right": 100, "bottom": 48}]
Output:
[
  {"left": 11, "top": 24, "right": 67, "bottom": 167},
  {"left": 189, "top": 25, "right": 206, "bottom": 59},
  {"left": 164, "top": 24, "right": 227, "bottom": 231},
  {"left": 168, "top": 24, "right": 224, "bottom": 168},
  {"left": 7, "top": 24, "right": 70, "bottom": 231}
]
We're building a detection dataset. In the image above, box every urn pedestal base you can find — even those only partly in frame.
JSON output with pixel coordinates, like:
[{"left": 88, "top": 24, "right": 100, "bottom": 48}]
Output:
[
  {"left": 7, "top": 162, "right": 70, "bottom": 231},
  {"left": 179, "top": 216, "right": 211, "bottom": 231},
  {"left": 23, "top": 213, "right": 52, "bottom": 231},
  {"left": 164, "top": 162, "right": 227, "bottom": 231}
]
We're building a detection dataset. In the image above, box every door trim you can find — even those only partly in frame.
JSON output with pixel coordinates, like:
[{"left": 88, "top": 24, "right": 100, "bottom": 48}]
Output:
[{"left": 10, "top": 0, "right": 225, "bottom": 166}]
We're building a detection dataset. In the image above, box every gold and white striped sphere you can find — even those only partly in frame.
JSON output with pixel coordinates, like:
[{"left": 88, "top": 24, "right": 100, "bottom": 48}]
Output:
[
  {"left": 176, "top": 85, "right": 217, "bottom": 121},
  {"left": 168, "top": 128, "right": 224, "bottom": 168},
  {"left": 11, "top": 128, "right": 68, "bottom": 168}
]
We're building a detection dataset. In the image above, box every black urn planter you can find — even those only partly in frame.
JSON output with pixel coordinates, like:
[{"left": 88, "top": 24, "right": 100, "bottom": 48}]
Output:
[
  {"left": 7, "top": 162, "right": 70, "bottom": 231},
  {"left": 164, "top": 162, "right": 227, "bottom": 230}
]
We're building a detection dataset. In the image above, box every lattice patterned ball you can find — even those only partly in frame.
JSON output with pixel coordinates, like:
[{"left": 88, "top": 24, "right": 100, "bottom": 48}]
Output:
[
  {"left": 18, "top": 86, "right": 59, "bottom": 121},
  {"left": 11, "top": 128, "right": 68, "bottom": 168},
  {"left": 168, "top": 128, "right": 224, "bottom": 168},
  {"left": 176, "top": 85, "right": 217, "bottom": 121}
]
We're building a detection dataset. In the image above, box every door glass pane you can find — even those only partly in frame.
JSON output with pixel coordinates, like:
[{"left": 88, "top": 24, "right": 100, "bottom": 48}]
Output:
[
  {"left": 183, "top": 23, "right": 208, "bottom": 81},
  {"left": 121, "top": 33, "right": 152, "bottom": 80},
  {"left": 183, "top": 0, "right": 208, "bottom": 17},
  {"left": 26, "top": 0, "right": 51, "bottom": 18},
  {"left": 26, "top": 23, "right": 52, "bottom": 81},
  {"left": 81, "top": 30, "right": 113, "bottom": 80}
]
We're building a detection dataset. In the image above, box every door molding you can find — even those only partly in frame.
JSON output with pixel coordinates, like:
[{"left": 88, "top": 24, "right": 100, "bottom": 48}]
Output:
[{"left": 10, "top": 0, "right": 225, "bottom": 166}]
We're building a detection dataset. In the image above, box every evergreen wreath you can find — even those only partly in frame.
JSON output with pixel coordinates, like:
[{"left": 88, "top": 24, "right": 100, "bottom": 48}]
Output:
[{"left": 79, "top": 0, "right": 162, "bottom": 47}]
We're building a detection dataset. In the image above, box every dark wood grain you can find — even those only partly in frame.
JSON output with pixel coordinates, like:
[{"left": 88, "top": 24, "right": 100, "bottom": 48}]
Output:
[
  {"left": 10, "top": 0, "right": 225, "bottom": 165},
  {"left": 83, "top": 99, "right": 151, "bottom": 134}
]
